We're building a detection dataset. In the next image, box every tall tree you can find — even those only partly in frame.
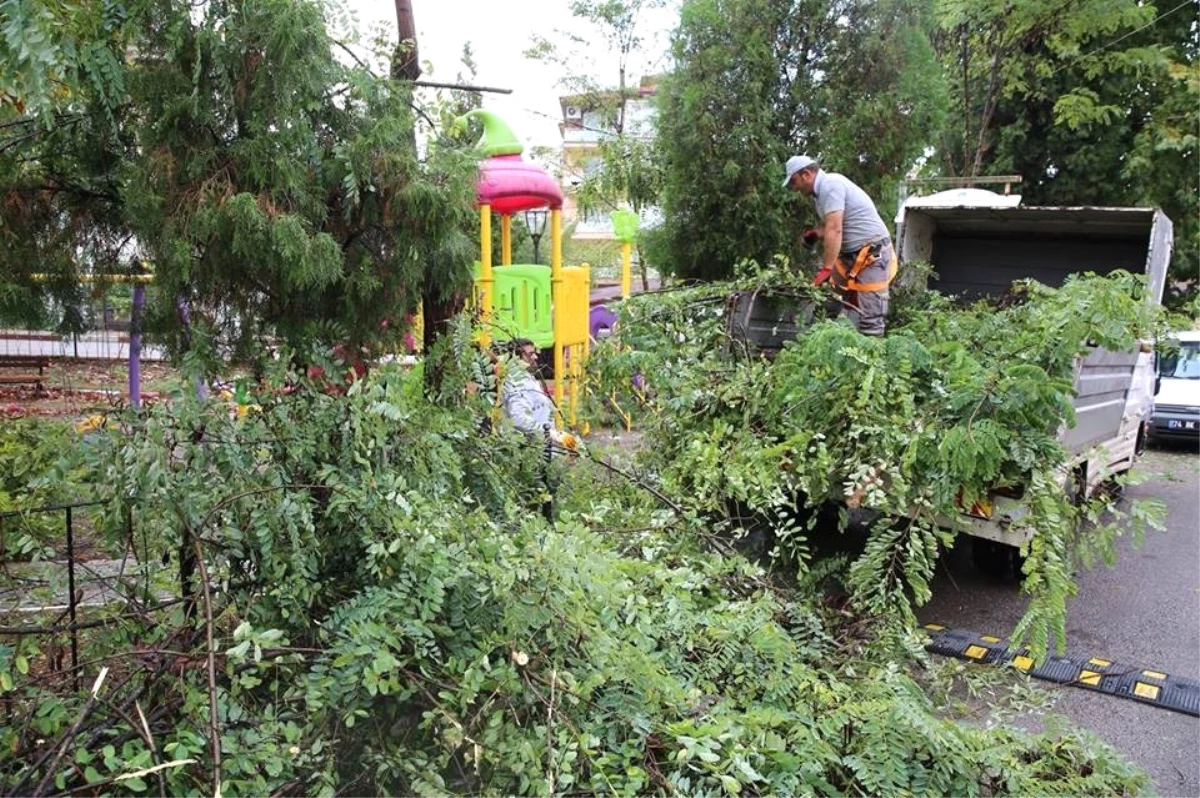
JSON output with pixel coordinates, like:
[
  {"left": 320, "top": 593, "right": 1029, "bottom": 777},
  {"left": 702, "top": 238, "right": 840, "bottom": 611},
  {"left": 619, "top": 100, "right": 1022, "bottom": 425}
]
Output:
[
  {"left": 0, "top": 0, "right": 475, "bottom": 365},
  {"left": 935, "top": 0, "right": 1150, "bottom": 179},
  {"left": 935, "top": 0, "right": 1198, "bottom": 301},
  {"left": 1124, "top": 11, "right": 1199, "bottom": 303},
  {"left": 653, "top": 0, "right": 947, "bottom": 280}
]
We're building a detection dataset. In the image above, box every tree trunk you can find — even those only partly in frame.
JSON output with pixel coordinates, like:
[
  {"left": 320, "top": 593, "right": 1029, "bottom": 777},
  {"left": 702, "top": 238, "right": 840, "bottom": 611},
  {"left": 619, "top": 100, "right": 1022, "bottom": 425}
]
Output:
[
  {"left": 637, "top": 243, "right": 649, "bottom": 293},
  {"left": 392, "top": 0, "right": 421, "bottom": 81},
  {"left": 391, "top": 0, "right": 466, "bottom": 390}
]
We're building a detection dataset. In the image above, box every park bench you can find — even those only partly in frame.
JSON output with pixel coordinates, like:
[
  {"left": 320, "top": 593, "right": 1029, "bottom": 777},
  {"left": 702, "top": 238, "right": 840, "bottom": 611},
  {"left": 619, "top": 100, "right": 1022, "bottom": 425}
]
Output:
[{"left": 0, "top": 355, "right": 52, "bottom": 391}]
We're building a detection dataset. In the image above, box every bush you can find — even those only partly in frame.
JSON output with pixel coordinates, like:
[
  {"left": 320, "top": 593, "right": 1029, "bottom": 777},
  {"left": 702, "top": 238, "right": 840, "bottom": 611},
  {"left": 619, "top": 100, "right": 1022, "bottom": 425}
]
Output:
[{"left": 0, "top": 419, "right": 87, "bottom": 561}]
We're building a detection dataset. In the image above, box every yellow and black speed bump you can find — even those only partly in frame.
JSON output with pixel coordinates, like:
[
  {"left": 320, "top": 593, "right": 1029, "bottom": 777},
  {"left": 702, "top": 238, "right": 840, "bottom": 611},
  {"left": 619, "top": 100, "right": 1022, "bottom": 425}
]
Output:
[{"left": 921, "top": 623, "right": 1199, "bottom": 717}]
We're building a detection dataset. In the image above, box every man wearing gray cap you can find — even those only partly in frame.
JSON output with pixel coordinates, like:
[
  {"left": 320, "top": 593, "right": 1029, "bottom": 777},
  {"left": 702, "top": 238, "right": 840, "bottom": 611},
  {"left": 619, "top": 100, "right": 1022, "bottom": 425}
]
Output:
[{"left": 783, "top": 155, "right": 897, "bottom": 335}]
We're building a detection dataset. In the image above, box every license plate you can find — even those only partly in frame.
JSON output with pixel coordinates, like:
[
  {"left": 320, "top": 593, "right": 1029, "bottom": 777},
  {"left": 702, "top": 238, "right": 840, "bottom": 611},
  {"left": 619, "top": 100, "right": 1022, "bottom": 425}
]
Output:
[{"left": 1167, "top": 419, "right": 1198, "bottom": 430}]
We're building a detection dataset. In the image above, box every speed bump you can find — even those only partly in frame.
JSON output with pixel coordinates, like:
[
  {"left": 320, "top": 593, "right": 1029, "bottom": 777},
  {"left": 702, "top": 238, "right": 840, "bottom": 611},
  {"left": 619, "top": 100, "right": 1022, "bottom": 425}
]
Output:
[{"left": 921, "top": 623, "right": 1199, "bottom": 717}]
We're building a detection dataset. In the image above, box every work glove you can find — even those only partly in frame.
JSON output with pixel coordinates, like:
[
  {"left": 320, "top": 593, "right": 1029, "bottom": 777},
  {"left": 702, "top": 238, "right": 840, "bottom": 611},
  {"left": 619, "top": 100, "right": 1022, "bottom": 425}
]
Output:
[
  {"left": 548, "top": 428, "right": 581, "bottom": 453},
  {"left": 801, "top": 228, "right": 821, "bottom": 249}
]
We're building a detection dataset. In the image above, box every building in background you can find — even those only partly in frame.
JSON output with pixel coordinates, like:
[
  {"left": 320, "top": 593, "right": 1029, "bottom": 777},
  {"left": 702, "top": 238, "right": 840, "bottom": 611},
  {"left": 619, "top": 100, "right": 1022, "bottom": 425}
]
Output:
[{"left": 559, "top": 75, "right": 660, "bottom": 242}]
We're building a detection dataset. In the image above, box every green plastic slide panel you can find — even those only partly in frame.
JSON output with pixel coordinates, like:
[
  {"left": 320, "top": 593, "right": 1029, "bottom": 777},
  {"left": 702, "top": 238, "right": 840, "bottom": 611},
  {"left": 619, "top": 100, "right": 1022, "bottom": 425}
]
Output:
[
  {"left": 611, "top": 209, "right": 640, "bottom": 243},
  {"left": 476, "top": 262, "right": 554, "bottom": 349}
]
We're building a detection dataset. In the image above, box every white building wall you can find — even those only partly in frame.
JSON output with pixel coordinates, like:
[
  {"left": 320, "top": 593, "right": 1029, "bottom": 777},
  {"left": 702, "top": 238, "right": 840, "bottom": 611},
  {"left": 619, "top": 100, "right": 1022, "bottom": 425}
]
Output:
[{"left": 560, "top": 96, "right": 660, "bottom": 240}]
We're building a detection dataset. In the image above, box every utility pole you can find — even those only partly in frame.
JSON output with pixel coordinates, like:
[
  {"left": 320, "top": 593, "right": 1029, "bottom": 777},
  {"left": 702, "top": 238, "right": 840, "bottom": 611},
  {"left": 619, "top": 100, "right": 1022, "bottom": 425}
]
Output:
[
  {"left": 392, "top": 0, "right": 420, "bottom": 81},
  {"left": 392, "top": 0, "right": 467, "bottom": 389}
]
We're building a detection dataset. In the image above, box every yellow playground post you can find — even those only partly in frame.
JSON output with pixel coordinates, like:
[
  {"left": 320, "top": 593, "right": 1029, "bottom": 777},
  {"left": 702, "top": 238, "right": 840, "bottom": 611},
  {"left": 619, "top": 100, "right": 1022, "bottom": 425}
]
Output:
[{"left": 478, "top": 204, "right": 493, "bottom": 347}]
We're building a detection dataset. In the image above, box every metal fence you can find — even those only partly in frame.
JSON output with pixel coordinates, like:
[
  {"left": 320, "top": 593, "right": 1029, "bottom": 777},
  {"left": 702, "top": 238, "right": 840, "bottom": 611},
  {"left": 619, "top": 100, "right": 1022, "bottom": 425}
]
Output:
[
  {"left": 0, "top": 500, "right": 172, "bottom": 695},
  {"left": 0, "top": 329, "right": 165, "bottom": 361}
]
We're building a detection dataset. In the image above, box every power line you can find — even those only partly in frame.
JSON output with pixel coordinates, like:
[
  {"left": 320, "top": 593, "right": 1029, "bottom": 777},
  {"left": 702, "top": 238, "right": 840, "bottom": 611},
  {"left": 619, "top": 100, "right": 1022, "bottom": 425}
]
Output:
[{"left": 1050, "top": 0, "right": 1194, "bottom": 77}]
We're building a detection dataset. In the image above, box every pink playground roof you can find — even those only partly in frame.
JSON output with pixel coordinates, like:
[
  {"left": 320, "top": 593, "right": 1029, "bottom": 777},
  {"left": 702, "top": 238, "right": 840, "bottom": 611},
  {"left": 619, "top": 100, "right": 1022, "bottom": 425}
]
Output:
[{"left": 476, "top": 154, "right": 563, "bottom": 214}]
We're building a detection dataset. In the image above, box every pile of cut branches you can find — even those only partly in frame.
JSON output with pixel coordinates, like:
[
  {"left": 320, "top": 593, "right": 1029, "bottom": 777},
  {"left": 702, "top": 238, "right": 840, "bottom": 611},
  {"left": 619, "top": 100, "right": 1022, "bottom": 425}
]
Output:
[
  {"left": 589, "top": 268, "right": 1170, "bottom": 656},
  {"left": 0, "top": 320, "right": 1155, "bottom": 795}
]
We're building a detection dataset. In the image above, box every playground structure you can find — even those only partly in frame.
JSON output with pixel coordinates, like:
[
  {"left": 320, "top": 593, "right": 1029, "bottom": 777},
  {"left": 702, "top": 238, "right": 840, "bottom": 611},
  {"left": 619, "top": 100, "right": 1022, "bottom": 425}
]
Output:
[{"left": 461, "top": 110, "right": 592, "bottom": 426}]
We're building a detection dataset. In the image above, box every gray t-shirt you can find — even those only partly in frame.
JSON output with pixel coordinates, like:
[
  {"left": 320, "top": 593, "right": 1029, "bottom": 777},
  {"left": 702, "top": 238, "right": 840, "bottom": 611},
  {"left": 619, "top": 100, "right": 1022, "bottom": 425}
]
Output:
[{"left": 813, "top": 170, "right": 890, "bottom": 252}]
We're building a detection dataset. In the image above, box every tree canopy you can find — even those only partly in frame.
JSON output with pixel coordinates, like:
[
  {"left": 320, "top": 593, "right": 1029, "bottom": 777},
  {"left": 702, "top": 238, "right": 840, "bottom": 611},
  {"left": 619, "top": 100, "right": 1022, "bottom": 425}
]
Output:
[{"left": 0, "top": 0, "right": 476, "bottom": 363}]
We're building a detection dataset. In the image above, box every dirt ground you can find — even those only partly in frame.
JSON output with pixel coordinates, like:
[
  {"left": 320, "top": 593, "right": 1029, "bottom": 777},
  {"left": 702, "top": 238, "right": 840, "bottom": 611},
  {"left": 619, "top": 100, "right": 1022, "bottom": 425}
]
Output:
[{"left": 0, "top": 359, "right": 182, "bottom": 420}]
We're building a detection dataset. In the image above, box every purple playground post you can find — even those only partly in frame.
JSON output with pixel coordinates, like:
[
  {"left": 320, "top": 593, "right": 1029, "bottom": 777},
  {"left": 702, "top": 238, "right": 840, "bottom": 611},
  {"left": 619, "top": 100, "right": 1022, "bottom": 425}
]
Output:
[
  {"left": 589, "top": 305, "right": 618, "bottom": 342},
  {"left": 176, "top": 299, "right": 208, "bottom": 400},
  {"left": 129, "top": 283, "right": 145, "bottom": 408}
]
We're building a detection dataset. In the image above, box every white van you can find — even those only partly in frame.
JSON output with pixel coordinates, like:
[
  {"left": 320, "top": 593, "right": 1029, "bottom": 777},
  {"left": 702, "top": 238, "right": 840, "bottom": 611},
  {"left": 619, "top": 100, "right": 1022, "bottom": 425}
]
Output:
[{"left": 1151, "top": 331, "right": 1200, "bottom": 441}]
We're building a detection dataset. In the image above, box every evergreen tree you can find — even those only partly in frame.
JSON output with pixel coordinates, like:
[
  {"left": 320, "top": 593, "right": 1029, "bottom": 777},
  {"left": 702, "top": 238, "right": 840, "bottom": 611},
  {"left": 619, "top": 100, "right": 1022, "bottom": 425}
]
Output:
[{"left": 0, "top": 0, "right": 476, "bottom": 363}]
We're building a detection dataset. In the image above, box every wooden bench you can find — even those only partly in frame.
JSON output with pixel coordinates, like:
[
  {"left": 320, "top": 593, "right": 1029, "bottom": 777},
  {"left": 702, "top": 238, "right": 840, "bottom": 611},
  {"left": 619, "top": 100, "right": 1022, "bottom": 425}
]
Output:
[{"left": 0, "top": 356, "right": 51, "bottom": 390}]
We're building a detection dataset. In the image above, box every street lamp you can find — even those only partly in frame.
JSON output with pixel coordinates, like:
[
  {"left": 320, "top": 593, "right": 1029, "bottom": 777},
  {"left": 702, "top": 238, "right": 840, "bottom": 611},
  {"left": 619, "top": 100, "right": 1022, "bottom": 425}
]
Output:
[{"left": 524, "top": 208, "right": 548, "bottom": 264}]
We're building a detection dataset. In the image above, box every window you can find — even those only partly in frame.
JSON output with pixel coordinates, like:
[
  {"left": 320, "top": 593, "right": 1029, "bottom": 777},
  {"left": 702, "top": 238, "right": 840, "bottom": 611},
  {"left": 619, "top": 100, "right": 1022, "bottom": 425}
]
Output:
[{"left": 1159, "top": 341, "right": 1200, "bottom": 380}]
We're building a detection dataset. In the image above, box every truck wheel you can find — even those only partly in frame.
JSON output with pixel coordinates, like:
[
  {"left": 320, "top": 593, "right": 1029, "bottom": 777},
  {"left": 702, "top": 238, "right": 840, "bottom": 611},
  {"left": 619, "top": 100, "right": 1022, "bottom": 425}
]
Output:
[
  {"left": 971, "top": 538, "right": 1023, "bottom": 580},
  {"left": 1099, "top": 471, "right": 1126, "bottom": 501}
]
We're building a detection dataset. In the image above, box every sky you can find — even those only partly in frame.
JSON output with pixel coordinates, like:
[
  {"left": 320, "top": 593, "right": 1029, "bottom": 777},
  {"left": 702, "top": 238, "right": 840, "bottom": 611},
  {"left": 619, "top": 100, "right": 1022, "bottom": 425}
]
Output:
[{"left": 344, "top": 1, "right": 679, "bottom": 151}]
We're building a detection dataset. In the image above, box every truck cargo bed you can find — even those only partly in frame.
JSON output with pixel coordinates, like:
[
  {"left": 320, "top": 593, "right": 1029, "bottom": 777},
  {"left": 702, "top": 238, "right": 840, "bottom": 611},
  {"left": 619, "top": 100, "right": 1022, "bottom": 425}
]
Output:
[
  {"left": 898, "top": 197, "right": 1172, "bottom": 469},
  {"left": 897, "top": 205, "right": 1170, "bottom": 304}
]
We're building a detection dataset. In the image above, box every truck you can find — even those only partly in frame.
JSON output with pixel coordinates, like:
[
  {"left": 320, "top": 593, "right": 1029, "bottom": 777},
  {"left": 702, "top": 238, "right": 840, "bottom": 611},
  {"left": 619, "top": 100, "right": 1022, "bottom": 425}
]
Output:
[
  {"left": 1149, "top": 329, "right": 1200, "bottom": 443},
  {"left": 726, "top": 189, "right": 1173, "bottom": 571},
  {"left": 894, "top": 189, "right": 1172, "bottom": 563}
]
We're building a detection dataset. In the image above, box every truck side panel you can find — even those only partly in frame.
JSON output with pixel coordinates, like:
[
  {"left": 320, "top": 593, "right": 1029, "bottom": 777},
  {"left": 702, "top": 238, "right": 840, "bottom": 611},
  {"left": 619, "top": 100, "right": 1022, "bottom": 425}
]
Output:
[
  {"left": 1064, "top": 348, "right": 1139, "bottom": 453},
  {"left": 1146, "top": 210, "right": 1174, "bottom": 305}
]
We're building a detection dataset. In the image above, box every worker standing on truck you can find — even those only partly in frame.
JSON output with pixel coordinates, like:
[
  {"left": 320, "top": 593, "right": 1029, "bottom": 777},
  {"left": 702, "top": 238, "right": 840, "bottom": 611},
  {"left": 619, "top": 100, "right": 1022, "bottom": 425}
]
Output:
[{"left": 783, "top": 155, "right": 897, "bottom": 335}]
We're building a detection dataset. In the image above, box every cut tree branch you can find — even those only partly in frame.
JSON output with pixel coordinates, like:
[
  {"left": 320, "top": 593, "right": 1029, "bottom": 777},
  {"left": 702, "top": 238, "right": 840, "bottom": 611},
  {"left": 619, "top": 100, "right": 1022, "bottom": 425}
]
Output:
[{"left": 412, "top": 80, "right": 512, "bottom": 94}]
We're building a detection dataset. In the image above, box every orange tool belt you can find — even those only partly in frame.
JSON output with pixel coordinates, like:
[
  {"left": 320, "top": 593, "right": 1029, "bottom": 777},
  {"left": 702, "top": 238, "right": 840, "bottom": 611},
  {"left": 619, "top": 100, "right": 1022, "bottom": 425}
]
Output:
[{"left": 834, "top": 240, "right": 898, "bottom": 293}]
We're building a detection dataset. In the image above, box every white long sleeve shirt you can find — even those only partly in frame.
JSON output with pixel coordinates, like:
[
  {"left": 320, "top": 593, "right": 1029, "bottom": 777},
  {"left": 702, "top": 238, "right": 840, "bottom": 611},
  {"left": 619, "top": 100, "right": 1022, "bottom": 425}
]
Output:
[{"left": 502, "top": 371, "right": 555, "bottom": 436}]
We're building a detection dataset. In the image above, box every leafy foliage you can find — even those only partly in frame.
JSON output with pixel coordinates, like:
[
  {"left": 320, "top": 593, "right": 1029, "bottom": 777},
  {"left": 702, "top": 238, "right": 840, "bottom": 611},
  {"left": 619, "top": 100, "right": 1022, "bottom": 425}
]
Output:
[
  {"left": 0, "top": 419, "right": 88, "bottom": 560},
  {"left": 934, "top": 0, "right": 1149, "bottom": 178},
  {"left": 0, "top": 0, "right": 137, "bottom": 122},
  {"left": 589, "top": 269, "right": 1169, "bottom": 655},
  {"left": 0, "top": 325, "right": 1154, "bottom": 795}
]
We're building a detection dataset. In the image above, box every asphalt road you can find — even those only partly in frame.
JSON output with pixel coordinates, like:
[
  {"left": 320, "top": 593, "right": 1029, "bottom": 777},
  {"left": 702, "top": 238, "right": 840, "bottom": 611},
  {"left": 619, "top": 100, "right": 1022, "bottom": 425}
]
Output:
[{"left": 919, "top": 441, "right": 1200, "bottom": 797}]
